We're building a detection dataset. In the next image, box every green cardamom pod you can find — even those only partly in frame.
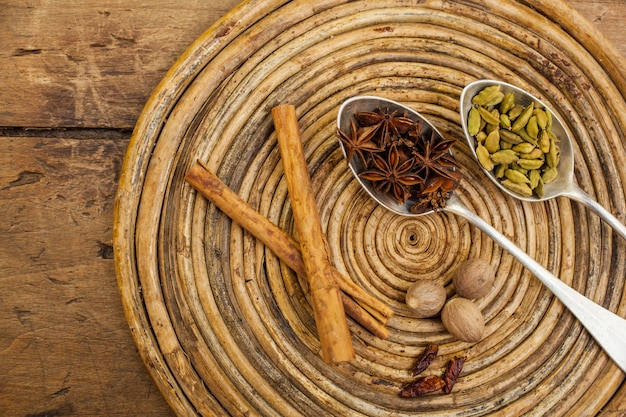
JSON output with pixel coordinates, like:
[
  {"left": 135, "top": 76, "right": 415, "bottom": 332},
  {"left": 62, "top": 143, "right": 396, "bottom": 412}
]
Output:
[
  {"left": 483, "top": 92, "right": 505, "bottom": 107},
  {"left": 517, "top": 158, "right": 545, "bottom": 170},
  {"left": 477, "top": 106, "right": 501, "bottom": 126},
  {"left": 499, "top": 92, "right": 516, "bottom": 114},
  {"left": 526, "top": 116, "right": 539, "bottom": 139},
  {"left": 507, "top": 105, "right": 524, "bottom": 120},
  {"left": 499, "top": 129, "right": 524, "bottom": 144},
  {"left": 501, "top": 179, "right": 534, "bottom": 197},
  {"left": 511, "top": 102, "right": 535, "bottom": 132},
  {"left": 546, "top": 139, "right": 560, "bottom": 168},
  {"left": 476, "top": 143, "right": 494, "bottom": 171},
  {"left": 499, "top": 113, "right": 511, "bottom": 129},
  {"left": 542, "top": 167, "right": 558, "bottom": 183},
  {"left": 519, "top": 148, "right": 544, "bottom": 160},
  {"left": 528, "top": 169, "right": 541, "bottom": 189},
  {"left": 494, "top": 163, "right": 508, "bottom": 178},
  {"left": 517, "top": 127, "right": 538, "bottom": 146},
  {"left": 484, "top": 129, "right": 500, "bottom": 153},
  {"left": 512, "top": 142, "right": 536, "bottom": 154},
  {"left": 472, "top": 85, "right": 502, "bottom": 106},
  {"left": 533, "top": 109, "right": 548, "bottom": 129},
  {"left": 545, "top": 109, "right": 553, "bottom": 130},
  {"left": 512, "top": 164, "right": 528, "bottom": 175},
  {"left": 505, "top": 169, "right": 531, "bottom": 184},
  {"left": 491, "top": 149, "right": 519, "bottom": 165},
  {"left": 468, "top": 107, "right": 481, "bottom": 136},
  {"left": 539, "top": 129, "right": 551, "bottom": 153}
]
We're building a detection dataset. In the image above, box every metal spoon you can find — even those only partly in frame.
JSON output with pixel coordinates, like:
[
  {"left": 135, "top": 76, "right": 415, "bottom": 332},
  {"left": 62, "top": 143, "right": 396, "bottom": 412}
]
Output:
[
  {"left": 460, "top": 79, "right": 626, "bottom": 241},
  {"left": 337, "top": 95, "right": 626, "bottom": 373}
]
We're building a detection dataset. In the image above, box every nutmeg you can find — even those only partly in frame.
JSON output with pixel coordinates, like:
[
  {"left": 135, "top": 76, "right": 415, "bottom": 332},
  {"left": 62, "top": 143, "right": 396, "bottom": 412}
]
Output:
[
  {"left": 453, "top": 258, "right": 495, "bottom": 299},
  {"left": 441, "top": 298, "right": 485, "bottom": 343},
  {"left": 405, "top": 280, "right": 447, "bottom": 318}
]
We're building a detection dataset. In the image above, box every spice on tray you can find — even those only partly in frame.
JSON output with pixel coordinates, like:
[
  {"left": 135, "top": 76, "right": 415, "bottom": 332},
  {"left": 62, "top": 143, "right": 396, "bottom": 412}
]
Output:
[
  {"left": 441, "top": 297, "right": 485, "bottom": 343},
  {"left": 405, "top": 279, "right": 447, "bottom": 318},
  {"left": 273, "top": 104, "right": 356, "bottom": 364},
  {"left": 400, "top": 345, "right": 467, "bottom": 397},
  {"left": 337, "top": 107, "right": 461, "bottom": 213},
  {"left": 400, "top": 375, "right": 446, "bottom": 397},
  {"left": 467, "top": 84, "right": 561, "bottom": 198},
  {"left": 443, "top": 356, "right": 466, "bottom": 394},
  {"left": 411, "top": 344, "right": 439, "bottom": 376},
  {"left": 185, "top": 162, "right": 392, "bottom": 341},
  {"left": 452, "top": 258, "right": 496, "bottom": 299}
]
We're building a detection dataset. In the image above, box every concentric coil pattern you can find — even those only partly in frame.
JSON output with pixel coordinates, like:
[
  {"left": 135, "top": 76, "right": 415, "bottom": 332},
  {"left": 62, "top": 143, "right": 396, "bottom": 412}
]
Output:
[{"left": 114, "top": 0, "right": 626, "bottom": 415}]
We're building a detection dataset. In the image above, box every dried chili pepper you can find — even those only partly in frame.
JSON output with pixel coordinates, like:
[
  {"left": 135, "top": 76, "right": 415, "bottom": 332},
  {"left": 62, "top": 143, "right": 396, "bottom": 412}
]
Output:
[
  {"left": 442, "top": 356, "right": 465, "bottom": 394},
  {"left": 399, "top": 375, "right": 446, "bottom": 398},
  {"left": 411, "top": 344, "right": 438, "bottom": 376}
]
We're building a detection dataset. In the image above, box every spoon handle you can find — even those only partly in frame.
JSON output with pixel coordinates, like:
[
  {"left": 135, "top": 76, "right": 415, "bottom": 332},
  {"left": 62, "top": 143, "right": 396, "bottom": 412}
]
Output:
[
  {"left": 445, "top": 196, "right": 626, "bottom": 373},
  {"left": 565, "top": 184, "right": 626, "bottom": 241}
]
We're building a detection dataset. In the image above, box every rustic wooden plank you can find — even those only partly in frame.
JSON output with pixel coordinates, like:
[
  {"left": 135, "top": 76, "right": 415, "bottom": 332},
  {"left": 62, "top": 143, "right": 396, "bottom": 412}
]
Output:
[
  {"left": 1, "top": 1, "right": 624, "bottom": 130},
  {"left": 0, "top": 0, "right": 242, "bottom": 129},
  {"left": 0, "top": 136, "right": 174, "bottom": 417},
  {"left": 569, "top": 0, "right": 626, "bottom": 57}
]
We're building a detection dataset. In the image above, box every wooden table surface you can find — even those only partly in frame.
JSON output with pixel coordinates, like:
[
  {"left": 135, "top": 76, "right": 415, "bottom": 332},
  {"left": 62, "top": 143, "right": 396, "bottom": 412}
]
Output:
[{"left": 1, "top": 1, "right": 625, "bottom": 416}]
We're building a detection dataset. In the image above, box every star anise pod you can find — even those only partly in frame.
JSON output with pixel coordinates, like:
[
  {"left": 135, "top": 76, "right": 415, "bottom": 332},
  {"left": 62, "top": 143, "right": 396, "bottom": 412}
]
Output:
[
  {"left": 355, "top": 108, "right": 415, "bottom": 148},
  {"left": 359, "top": 144, "right": 423, "bottom": 203},
  {"left": 411, "top": 188, "right": 452, "bottom": 213},
  {"left": 342, "top": 104, "right": 461, "bottom": 209},
  {"left": 419, "top": 175, "right": 458, "bottom": 195},
  {"left": 337, "top": 117, "right": 383, "bottom": 166},
  {"left": 410, "top": 175, "right": 458, "bottom": 213},
  {"left": 407, "top": 120, "right": 424, "bottom": 142},
  {"left": 412, "top": 130, "right": 460, "bottom": 181}
]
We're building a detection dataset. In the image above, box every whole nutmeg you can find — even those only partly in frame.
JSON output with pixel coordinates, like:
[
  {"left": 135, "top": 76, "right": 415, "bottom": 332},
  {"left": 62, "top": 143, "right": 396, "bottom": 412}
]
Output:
[
  {"left": 441, "top": 297, "right": 485, "bottom": 343},
  {"left": 453, "top": 258, "right": 495, "bottom": 299},
  {"left": 405, "top": 280, "right": 447, "bottom": 318}
]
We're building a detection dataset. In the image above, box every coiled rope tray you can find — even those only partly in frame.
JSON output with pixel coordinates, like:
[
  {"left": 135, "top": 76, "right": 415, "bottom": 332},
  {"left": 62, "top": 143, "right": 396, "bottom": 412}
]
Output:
[{"left": 114, "top": 0, "right": 626, "bottom": 415}]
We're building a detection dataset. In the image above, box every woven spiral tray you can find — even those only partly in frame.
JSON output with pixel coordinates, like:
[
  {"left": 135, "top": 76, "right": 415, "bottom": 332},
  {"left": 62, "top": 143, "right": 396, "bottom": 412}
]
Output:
[{"left": 114, "top": 0, "right": 626, "bottom": 415}]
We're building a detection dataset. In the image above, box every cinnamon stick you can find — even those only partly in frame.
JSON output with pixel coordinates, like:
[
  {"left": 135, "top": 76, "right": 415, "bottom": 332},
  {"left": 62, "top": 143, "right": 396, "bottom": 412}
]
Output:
[
  {"left": 337, "top": 271, "right": 392, "bottom": 321},
  {"left": 184, "top": 162, "right": 391, "bottom": 339},
  {"left": 341, "top": 293, "right": 389, "bottom": 340},
  {"left": 272, "top": 103, "right": 354, "bottom": 363}
]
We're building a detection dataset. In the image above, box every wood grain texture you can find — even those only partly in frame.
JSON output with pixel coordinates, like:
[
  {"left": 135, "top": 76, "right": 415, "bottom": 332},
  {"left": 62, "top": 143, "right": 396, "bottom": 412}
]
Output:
[
  {"left": 0, "top": 137, "right": 175, "bottom": 417},
  {"left": 0, "top": 0, "right": 241, "bottom": 128},
  {"left": 1, "top": 1, "right": 625, "bottom": 417},
  {"left": 570, "top": 0, "right": 626, "bottom": 55}
]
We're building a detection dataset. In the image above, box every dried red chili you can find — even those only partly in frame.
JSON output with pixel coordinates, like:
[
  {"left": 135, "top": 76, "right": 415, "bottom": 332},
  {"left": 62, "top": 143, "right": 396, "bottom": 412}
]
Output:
[
  {"left": 399, "top": 375, "right": 446, "bottom": 398},
  {"left": 442, "top": 356, "right": 466, "bottom": 394},
  {"left": 411, "top": 344, "right": 438, "bottom": 376}
]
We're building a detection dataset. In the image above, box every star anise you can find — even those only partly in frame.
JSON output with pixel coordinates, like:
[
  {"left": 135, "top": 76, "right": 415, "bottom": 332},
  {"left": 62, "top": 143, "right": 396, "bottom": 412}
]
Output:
[
  {"left": 355, "top": 108, "right": 415, "bottom": 148},
  {"left": 410, "top": 174, "right": 459, "bottom": 213},
  {"left": 411, "top": 188, "right": 453, "bottom": 213},
  {"left": 412, "top": 130, "right": 460, "bottom": 181},
  {"left": 340, "top": 103, "right": 462, "bottom": 209},
  {"left": 359, "top": 144, "right": 424, "bottom": 203},
  {"left": 394, "top": 119, "right": 423, "bottom": 148},
  {"left": 337, "top": 117, "right": 382, "bottom": 166}
]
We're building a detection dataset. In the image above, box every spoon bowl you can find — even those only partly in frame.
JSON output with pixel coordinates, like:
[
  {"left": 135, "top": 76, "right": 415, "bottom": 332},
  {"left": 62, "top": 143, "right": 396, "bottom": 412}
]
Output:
[
  {"left": 337, "top": 95, "right": 626, "bottom": 373},
  {"left": 336, "top": 95, "right": 447, "bottom": 217},
  {"left": 460, "top": 79, "right": 626, "bottom": 239}
]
